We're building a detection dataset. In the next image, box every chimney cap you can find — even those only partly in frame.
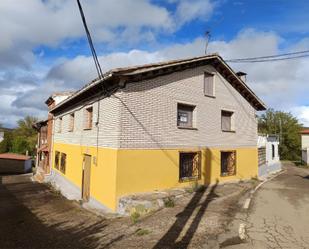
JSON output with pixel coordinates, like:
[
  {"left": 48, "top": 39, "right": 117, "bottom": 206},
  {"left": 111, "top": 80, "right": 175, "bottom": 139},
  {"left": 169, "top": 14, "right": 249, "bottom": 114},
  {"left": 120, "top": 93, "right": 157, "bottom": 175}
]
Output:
[{"left": 236, "top": 71, "right": 247, "bottom": 76}]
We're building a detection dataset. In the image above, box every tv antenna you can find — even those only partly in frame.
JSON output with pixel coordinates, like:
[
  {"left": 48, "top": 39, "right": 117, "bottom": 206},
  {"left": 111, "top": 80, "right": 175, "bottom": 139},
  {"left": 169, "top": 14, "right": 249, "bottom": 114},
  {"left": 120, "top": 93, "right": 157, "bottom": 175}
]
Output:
[{"left": 205, "top": 30, "right": 211, "bottom": 55}]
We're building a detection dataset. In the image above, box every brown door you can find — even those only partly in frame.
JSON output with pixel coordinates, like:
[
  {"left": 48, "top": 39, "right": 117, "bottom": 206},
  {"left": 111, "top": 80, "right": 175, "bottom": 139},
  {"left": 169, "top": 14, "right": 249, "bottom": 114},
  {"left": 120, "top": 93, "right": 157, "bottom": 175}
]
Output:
[{"left": 82, "top": 155, "right": 91, "bottom": 202}]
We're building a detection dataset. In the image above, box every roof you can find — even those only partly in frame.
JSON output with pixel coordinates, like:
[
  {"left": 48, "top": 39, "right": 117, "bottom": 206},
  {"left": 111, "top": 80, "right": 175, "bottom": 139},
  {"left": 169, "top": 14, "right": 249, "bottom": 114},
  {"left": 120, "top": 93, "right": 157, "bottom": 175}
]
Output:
[
  {"left": 45, "top": 91, "right": 75, "bottom": 105},
  {"left": 0, "top": 153, "right": 31, "bottom": 161},
  {"left": 300, "top": 129, "right": 309, "bottom": 134},
  {"left": 32, "top": 119, "right": 48, "bottom": 131},
  {"left": 50, "top": 54, "right": 266, "bottom": 113}
]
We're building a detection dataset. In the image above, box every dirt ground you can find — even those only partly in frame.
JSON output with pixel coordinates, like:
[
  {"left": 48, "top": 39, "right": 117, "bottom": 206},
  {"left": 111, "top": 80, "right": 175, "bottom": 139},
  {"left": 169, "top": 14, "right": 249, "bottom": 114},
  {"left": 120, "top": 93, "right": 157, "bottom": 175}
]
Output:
[{"left": 0, "top": 174, "right": 255, "bottom": 249}]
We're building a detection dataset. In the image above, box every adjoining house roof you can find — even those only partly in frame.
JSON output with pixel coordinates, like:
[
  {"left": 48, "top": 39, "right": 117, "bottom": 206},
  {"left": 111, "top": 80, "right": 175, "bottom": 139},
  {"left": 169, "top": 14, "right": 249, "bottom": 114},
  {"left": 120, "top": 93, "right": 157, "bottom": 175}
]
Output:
[
  {"left": 50, "top": 54, "right": 267, "bottom": 114},
  {"left": 45, "top": 91, "right": 75, "bottom": 105},
  {"left": 0, "top": 153, "right": 31, "bottom": 161},
  {"left": 300, "top": 129, "right": 309, "bottom": 134}
]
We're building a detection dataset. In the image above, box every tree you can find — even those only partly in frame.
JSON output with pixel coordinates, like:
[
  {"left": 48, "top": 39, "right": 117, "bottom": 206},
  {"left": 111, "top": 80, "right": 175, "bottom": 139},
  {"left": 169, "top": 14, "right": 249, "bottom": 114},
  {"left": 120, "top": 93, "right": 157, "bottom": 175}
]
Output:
[
  {"left": 0, "top": 130, "right": 14, "bottom": 153},
  {"left": 258, "top": 109, "right": 302, "bottom": 161},
  {"left": 12, "top": 116, "right": 38, "bottom": 156}
]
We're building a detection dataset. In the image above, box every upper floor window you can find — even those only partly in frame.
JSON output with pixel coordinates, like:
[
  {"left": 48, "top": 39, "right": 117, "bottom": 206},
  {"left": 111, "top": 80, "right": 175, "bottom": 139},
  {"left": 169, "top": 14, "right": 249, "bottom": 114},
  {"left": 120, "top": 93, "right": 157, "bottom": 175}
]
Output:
[
  {"left": 57, "top": 117, "right": 62, "bottom": 133},
  {"left": 221, "top": 110, "right": 234, "bottom": 132},
  {"left": 84, "top": 106, "right": 93, "bottom": 130},
  {"left": 69, "top": 113, "right": 75, "bottom": 132},
  {"left": 204, "top": 72, "right": 215, "bottom": 97},
  {"left": 177, "top": 103, "right": 195, "bottom": 129}
]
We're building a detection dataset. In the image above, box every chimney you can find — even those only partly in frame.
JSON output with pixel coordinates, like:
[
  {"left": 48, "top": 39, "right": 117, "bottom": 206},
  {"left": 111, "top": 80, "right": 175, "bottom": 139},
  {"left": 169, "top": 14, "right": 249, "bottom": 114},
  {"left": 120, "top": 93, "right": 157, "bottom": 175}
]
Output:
[{"left": 236, "top": 71, "right": 247, "bottom": 82}]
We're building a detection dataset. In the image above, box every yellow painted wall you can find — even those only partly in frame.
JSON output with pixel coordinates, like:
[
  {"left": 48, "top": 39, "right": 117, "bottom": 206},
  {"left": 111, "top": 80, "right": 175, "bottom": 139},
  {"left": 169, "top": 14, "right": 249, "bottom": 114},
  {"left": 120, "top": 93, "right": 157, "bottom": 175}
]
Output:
[
  {"left": 116, "top": 147, "right": 258, "bottom": 198},
  {"left": 52, "top": 143, "right": 118, "bottom": 210},
  {"left": 52, "top": 144, "right": 258, "bottom": 211}
]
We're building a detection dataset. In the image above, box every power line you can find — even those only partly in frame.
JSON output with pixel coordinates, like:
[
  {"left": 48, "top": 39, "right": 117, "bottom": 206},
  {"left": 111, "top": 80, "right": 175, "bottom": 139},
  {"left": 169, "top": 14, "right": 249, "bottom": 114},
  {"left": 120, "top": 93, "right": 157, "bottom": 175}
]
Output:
[
  {"left": 226, "top": 50, "right": 309, "bottom": 63},
  {"left": 76, "top": 0, "right": 103, "bottom": 79}
]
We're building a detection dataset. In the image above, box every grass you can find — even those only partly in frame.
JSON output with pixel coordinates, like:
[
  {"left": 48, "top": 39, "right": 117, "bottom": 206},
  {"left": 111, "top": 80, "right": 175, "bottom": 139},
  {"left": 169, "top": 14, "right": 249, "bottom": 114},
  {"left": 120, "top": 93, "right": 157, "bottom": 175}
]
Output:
[
  {"left": 164, "top": 197, "right": 175, "bottom": 208},
  {"left": 130, "top": 212, "right": 140, "bottom": 224},
  {"left": 135, "top": 228, "right": 151, "bottom": 236}
]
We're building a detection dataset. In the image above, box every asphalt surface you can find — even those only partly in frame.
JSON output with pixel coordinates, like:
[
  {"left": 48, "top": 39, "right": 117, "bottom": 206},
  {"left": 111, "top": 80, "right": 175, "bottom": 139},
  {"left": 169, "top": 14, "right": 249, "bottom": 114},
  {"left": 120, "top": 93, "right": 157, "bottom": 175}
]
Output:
[{"left": 223, "top": 162, "right": 309, "bottom": 249}]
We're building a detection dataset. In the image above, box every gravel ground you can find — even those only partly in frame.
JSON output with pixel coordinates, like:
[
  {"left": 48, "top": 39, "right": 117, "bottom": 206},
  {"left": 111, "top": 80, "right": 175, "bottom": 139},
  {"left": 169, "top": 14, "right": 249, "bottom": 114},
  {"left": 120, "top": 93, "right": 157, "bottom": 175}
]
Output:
[{"left": 0, "top": 174, "right": 255, "bottom": 249}]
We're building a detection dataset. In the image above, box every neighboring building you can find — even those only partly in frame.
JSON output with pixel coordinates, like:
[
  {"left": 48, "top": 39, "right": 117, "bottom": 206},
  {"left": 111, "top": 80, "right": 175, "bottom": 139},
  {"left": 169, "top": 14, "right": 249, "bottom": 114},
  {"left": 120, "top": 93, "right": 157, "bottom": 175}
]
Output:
[
  {"left": 33, "top": 92, "right": 73, "bottom": 181},
  {"left": 0, "top": 131, "right": 4, "bottom": 143},
  {"left": 301, "top": 129, "right": 309, "bottom": 165},
  {"left": 0, "top": 153, "right": 32, "bottom": 174},
  {"left": 257, "top": 134, "right": 281, "bottom": 178},
  {"left": 48, "top": 54, "right": 266, "bottom": 212}
]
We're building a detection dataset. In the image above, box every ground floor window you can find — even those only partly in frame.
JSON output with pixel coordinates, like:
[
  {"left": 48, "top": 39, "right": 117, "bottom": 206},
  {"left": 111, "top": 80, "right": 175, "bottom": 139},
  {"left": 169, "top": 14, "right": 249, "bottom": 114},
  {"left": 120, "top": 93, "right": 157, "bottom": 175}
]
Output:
[
  {"left": 54, "top": 151, "right": 60, "bottom": 170},
  {"left": 221, "top": 151, "right": 236, "bottom": 176},
  {"left": 60, "top": 153, "right": 67, "bottom": 174},
  {"left": 179, "top": 152, "right": 201, "bottom": 181}
]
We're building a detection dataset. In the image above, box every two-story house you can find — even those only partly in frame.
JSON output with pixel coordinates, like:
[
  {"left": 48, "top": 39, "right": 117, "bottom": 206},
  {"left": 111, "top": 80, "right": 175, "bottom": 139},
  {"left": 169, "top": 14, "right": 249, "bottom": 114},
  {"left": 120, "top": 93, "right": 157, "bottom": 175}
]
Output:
[{"left": 48, "top": 54, "right": 266, "bottom": 212}]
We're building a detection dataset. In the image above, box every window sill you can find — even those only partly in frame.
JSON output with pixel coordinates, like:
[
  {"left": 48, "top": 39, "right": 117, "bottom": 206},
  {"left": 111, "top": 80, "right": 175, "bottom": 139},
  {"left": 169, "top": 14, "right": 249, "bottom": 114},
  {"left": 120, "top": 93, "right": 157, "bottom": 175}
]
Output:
[
  {"left": 177, "top": 126, "right": 198, "bottom": 130},
  {"left": 222, "top": 130, "right": 236, "bottom": 133},
  {"left": 179, "top": 176, "right": 200, "bottom": 182},
  {"left": 204, "top": 94, "right": 216, "bottom": 98},
  {"left": 83, "top": 128, "right": 92, "bottom": 131},
  {"left": 220, "top": 173, "right": 236, "bottom": 177}
]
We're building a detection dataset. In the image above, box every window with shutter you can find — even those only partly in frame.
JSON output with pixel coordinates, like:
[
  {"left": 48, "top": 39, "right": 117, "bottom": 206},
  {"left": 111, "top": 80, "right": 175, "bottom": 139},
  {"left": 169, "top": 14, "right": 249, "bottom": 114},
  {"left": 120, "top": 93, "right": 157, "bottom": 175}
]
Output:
[
  {"left": 58, "top": 118, "right": 62, "bottom": 133},
  {"left": 204, "top": 72, "right": 214, "bottom": 97},
  {"left": 69, "top": 113, "right": 75, "bottom": 132},
  {"left": 221, "top": 110, "right": 234, "bottom": 132},
  {"left": 84, "top": 107, "right": 93, "bottom": 130},
  {"left": 177, "top": 104, "right": 195, "bottom": 128}
]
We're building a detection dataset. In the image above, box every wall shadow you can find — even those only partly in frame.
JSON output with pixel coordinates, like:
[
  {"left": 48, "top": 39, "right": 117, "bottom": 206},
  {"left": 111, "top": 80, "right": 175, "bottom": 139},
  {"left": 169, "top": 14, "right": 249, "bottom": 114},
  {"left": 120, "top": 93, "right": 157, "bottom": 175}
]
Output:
[
  {"left": 0, "top": 176, "right": 121, "bottom": 249},
  {"left": 153, "top": 180, "right": 219, "bottom": 249}
]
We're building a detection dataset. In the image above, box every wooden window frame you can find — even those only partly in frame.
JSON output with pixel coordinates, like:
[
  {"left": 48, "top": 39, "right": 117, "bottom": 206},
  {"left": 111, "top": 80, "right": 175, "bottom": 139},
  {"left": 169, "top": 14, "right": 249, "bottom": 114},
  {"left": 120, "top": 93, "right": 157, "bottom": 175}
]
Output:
[
  {"left": 68, "top": 113, "right": 75, "bottom": 132},
  {"left": 60, "top": 153, "right": 66, "bottom": 174},
  {"left": 221, "top": 110, "right": 235, "bottom": 132},
  {"left": 179, "top": 151, "right": 201, "bottom": 182},
  {"left": 54, "top": 151, "right": 60, "bottom": 170},
  {"left": 84, "top": 107, "right": 93, "bottom": 130},
  {"left": 220, "top": 151, "right": 236, "bottom": 177},
  {"left": 204, "top": 72, "right": 215, "bottom": 97},
  {"left": 177, "top": 103, "right": 196, "bottom": 129}
]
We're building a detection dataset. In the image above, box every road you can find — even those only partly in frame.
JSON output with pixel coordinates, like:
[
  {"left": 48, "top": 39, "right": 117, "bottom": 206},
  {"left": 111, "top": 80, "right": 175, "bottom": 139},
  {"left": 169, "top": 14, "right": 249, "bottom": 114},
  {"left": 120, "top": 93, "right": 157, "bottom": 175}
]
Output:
[{"left": 223, "top": 162, "right": 309, "bottom": 249}]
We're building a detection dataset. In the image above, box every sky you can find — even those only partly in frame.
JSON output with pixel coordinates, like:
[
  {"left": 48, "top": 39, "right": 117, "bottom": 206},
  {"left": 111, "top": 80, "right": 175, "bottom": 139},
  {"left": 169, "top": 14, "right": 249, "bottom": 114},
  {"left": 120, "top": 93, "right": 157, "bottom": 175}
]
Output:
[{"left": 0, "top": 0, "right": 309, "bottom": 128}]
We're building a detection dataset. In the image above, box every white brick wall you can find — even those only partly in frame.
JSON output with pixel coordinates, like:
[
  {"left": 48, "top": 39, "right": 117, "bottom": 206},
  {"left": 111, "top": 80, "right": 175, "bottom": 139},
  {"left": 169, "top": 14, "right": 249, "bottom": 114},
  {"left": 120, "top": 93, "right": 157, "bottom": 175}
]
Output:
[
  {"left": 53, "top": 64, "right": 258, "bottom": 149},
  {"left": 117, "top": 65, "right": 258, "bottom": 148},
  {"left": 53, "top": 95, "right": 121, "bottom": 148}
]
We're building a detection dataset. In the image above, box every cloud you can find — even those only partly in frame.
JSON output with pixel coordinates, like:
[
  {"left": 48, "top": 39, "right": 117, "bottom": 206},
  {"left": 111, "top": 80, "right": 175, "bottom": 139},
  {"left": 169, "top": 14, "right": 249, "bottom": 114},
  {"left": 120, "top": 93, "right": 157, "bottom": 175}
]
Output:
[
  {"left": 290, "top": 106, "right": 309, "bottom": 127},
  {"left": 174, "top": 0, "right": 215, "bottom": 25}
]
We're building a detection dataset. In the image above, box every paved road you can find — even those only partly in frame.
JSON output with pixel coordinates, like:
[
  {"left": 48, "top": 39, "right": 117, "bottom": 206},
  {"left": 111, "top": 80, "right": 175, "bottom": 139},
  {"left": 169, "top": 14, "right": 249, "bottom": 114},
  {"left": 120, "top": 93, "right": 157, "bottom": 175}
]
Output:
[{"left": 224, "top": 163, "right": 309, "bottom": 249}]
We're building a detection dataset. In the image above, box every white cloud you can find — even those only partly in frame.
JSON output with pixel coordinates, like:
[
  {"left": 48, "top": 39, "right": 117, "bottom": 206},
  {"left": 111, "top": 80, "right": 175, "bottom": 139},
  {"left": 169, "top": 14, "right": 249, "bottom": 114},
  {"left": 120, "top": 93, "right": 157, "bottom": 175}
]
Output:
[
  {"left": 175, "top": 0, "right": 214, "bottom": 25},
  {"left": 290, "top": 106, "right": 309, "bottom": 127}
]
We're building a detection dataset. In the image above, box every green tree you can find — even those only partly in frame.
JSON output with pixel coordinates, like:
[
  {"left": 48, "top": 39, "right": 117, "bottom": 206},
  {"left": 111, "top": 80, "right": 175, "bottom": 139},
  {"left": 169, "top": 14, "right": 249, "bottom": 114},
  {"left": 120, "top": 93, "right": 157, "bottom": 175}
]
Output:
[
  {"left": 0, "top": 131, "right": 14, "bottom": 153},
  {"left": 12, "top": 116, "right": 38, "bottom": 156},
  {"left": 258, "top": 109, "right": 302, "bottom": 161}
]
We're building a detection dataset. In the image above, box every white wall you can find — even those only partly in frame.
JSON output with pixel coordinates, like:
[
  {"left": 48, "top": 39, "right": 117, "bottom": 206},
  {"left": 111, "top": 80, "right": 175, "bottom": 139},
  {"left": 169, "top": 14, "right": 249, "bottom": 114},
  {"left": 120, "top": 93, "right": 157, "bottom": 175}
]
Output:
[{"left": 301, "top": 134, "right": 309, "bottom": 149}]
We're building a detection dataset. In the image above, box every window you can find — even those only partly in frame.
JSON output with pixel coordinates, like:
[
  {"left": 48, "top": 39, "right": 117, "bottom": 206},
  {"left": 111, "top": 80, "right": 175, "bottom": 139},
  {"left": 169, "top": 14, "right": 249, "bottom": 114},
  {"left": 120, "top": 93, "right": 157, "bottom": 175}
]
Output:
[
  {"left": 84, "top": 107, "right": 93, "bottom": 130},
  {"left": 204, "top": 72, "right": 215, "bottom": 97},
  {"left": 60, "top": 153, "right": 66, "bottom": 174},
  {"left": 221, "top": 151, "right": 236, "bottom": 176},
  {"left": 221, "top": 110, "right": 234, "bottom": 132},
  {"left": 55, "top": 151, "right": 60, "bottom": 170},
  {"left": 272, "top": 144, "right": 275, "bottom": 159},
  {"left": 58, "top": 117, "right": 62, "bottom": 133},
  {"left": 177, "top": 104, "right": 195, "bottom": 128},
  {"left": 69, "top": 113, "right": 75, "bottom": 132},
  {"left": 179, "top": 152, "right": 201, "bottom": 180}
]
